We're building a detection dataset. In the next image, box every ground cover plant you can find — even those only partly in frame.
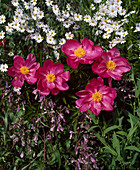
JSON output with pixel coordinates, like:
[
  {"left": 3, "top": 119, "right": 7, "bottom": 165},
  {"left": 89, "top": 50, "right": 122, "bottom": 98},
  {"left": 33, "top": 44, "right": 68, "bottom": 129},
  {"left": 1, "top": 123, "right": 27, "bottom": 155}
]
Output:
[{"left": 0, "top": 0, "right": 140, "bottom": 169}]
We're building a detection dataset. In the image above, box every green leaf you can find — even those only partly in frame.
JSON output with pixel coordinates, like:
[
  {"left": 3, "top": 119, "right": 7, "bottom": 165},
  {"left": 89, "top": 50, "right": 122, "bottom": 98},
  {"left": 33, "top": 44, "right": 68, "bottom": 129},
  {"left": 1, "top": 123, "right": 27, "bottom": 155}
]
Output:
[
  {"left": 124, "top": 146, "right": 140, "bottom": 152},
  {"left": 116, "top": 131, "right": 127, "bottom": 136},
  {"left": 128, "top": 112, "right": 139, "bottom": 128},
  {"left": 94, "top": 133, "right": 117, "bottom": 156},
  {"left": 87, "top": 108, "right": 99, "bottom": 124},
  {"left": 127, "top": 126, "right": 138, "bottom": 140},
  {"left": 103, "top": 125, "right": 119, "bottom": 135},
  {"left": 113, "top": 132, "right": 120, "bottom": 158}
]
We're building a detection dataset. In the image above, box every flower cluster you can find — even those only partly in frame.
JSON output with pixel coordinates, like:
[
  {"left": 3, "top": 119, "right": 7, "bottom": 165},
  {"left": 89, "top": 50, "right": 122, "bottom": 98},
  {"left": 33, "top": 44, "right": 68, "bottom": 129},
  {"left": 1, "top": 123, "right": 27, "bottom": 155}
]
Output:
[
  {"left": 61, "top": 38, "right": 131, "bottom": 115},
  {"left": 8, "top": 53, "right": 70, "bottom": 96}
]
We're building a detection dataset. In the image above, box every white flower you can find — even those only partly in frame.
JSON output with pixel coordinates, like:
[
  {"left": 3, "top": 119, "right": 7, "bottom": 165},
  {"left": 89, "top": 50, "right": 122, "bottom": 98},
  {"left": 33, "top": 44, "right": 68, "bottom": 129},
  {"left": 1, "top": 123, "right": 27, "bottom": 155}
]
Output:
[
  {"left": 104, "top": 26, "right": 113, "bottom": 33},
  {"left": 46, "top": 36, "right": 56, "bottom": 44},
  {"left": 26, "top": 26, "right": 34, "bottom": 33},
  {"left": 0, "top": 64, "right": 8, "bottom": 72},
  {"left": 54, "top": 50, "right": 60, "bottom": 59},
  {"left": 63, "top": 21, "right": 71, "bottom": 28},
  {"left": 94, "top": 0, "right": 102, "bottom": 3},
  {"left": 66, "top": 4, "right": 71, "bottom": 11},
  {"left": 36, "top": 35, "right": 43, "bottom": 43},
  {"left": 13, "top": 87, "right": 21, "bottom": 92},
  {"left": 59, "top": 38, "right": 66, "bottom": 45},
  {"left": 56, "top": 15, "right": 65, "bottom": 22},
  {"left": 11, "top": 0, "right": 19, "bottom": 6},
  {"left": 94, "top": 12, "right": 102, "bottom": 20},
  {"left": 0, "top": 15, "right": 6, "bottom": 24},
  {"left": 108, "top": 7, "right": 117, "bottom": 18},
  {"left": 73, "top": 24, "right": 80, "bottom": 30},
  {"left": 95, "top": 30, "right": 102, "bottom": 35},
  {"left": 62, "top": 10, "right": 70, "bottom": 18},
  {"left": 52, "top": 5, "right": 60, "bottom": 15},
  {"left": 89, "top": 18, "right": 97, "bottom": 26},
  {"left": 5, "top": 23, "right": 13, "bottom": 32},
  {"left": 0, "top": 31, "right": 5, "bottom": 39},
  {"left": 37, "top": 11, "right": 44, "bottom": 19},
  {"left": 14, "top": 8, "right": 23, "bottom": 17},
  {"left": 36, "top": 21, "right": 44, "bottom": 28},
  {"left": 48, "top": 29, "right": 56, "bottom": 37},
  {"left": 33, "top": 7, "right": 40, "bottom": 14},
  {"left": 65, "top": 32, "right": 74, "bottom": 39},
  {"left": 8, "top": 52, "right": 14, "bottom": 56},
  {"left": 120, "top": 31, "right": 128, "bottom": 37},
  {"left": 12, "top": 21, "right": 20, "bottom": 30},
  {"left": 103, "top": 33, "right": 111, "bottom": 39},
  {"left": 42, "top": 24, "right": 50, "bottom": 33},
  {"left": 90, "top": 4, "right": 95, "bottom": 10},
  {"left": 24, "top": 2, "right": 31, "bottom": 9},
  {"left": 84, "top": 15, "right": 91, "bottom": 22},
  {"left": 118, "top": 9, "right": 126, "bottom": 16},
  {"left": 45, "top": 0, "right": 53, "bottom": 6},
  {"left": 99, "top": 9, "right": 106, "bottom": 16},
  {"left": 68, "top": 17, "right": 75, "bottom": 24},
  {"left": 74, "top": 13, "right": 82, "bottom": 21},
  {"left": 30, "top": 0, "right": 37, "bottom": 6}
]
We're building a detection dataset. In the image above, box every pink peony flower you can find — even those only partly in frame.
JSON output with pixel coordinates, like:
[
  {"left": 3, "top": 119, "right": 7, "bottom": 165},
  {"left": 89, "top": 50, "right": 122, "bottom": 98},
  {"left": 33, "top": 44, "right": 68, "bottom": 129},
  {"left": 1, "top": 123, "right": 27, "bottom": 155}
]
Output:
[
  {"left": 92, "top": 48, "right": 131, "bottom": 80},
  {"left": 61, "top": 38, "right": 103, "bottom": 69},
  {"left": 75, "top": 77, "right": 116, "bottom": 116},
  {"left": 8, "top": 53, "right": 40, "bottom": 87},
  {"left": 36, "top": 60, "right": 70, "bottom": 95}
]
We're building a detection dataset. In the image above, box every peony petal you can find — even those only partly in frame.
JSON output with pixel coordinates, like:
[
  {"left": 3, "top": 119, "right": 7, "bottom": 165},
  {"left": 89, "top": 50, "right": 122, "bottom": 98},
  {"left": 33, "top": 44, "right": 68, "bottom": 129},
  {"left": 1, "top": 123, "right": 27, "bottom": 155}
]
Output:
[
  {"left": 60, "top": 71, "right": 70, "bottom": 81},
  {"left": 51, "top": 88, "right": 60, "bottom": 95},
  {"left": 108, "top": 48, "right": 120, "bottom": 58},
  {"left": 8, "top": 66, "right": 16, "bottom": 77},
  {"left": 66, "top": 57, "right": 79, "bottom": 69},
  {"left": 56, "top": 82, "right": 69, "bottom": 91},
  {"left": 25, "top": 75, "right": 37, "bottom": 85},
  {"left": 14, "top": 56, "right": 25, "bottom": 69},
  {"left": 12, "top": 77, "right": 24, "bottom": 87}
]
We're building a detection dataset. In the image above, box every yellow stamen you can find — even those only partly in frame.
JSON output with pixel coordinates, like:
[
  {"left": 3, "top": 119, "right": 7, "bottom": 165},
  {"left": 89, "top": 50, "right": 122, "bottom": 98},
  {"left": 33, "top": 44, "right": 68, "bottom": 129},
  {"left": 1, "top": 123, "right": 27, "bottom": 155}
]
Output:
[
  {"left": 46, "top": 73, "right": 55, "bottom": 82},
  {"left": 20, "top": 66, "right": 29, "bottom": 74},
  {"left": 92, "top": 92, "right": 102, "bottom": 102},
  {"left": 106, "top": 60, "right": 116, "bottom": 71},
  {"left": 74, "top": 48, "right": 86, "bottom": 58}
]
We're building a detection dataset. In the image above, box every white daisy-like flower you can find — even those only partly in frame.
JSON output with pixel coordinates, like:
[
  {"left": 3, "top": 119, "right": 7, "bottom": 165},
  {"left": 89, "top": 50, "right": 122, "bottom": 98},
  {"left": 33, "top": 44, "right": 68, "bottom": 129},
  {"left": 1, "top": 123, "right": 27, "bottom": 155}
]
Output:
[
  {"left": 104, "top": 26, "right": 113, "bottom": 33},
  {"left": 103, "top": 33, "right": 111, "bottom": 39},
  {"left": 94, "top": 0, "right": 102, "bottom": 3},
  {"left": 63, "top": 21, "right": 71, "bottom": 28},
  {"left": 65, "top": 32, "right": 74, "bottom": 39},
  {"left": 36, "top": 21, "right": 44, "bottom": 28},
  {"left": 0, "top": 31, "right": 5, "bottom": 39},
  {"left": 84, "top": 15, "right": 91, "bottom": 22},
  {"left": 42, "top": 24, "right": 50, "bottom": 33},
  {"left": 120, "top": 31, "right": 128, "bottom": 37},
  {"left": 118, "top": 9, "right": 126, "bottom": 16},
  {"left": 94, "top": 12, "right": 102, "bottom": 20},
  {"left": 74, "top": 13, "right": 82, "bottom": 21},
  {"left": 54, "top": 50, "right": 60, "bottom": 59},
  {"left": 37, "top": 11, "right": 44, "bottom": 19},
  {"left": 62, "top": 10, "right": 70, "bottom": 18},
  {"left": 90, "top": 4, "right": 95, "bottom": 10},
  {"left": 12, "top": 21, "right": 20, "bottom": 30},
  {"left": 68, "top": 17, "right": 75, "bottom": 24},
  {"left": 8, "top": 52, "right": 14, "bottom": 56},
  {"left": 95, "top": 30, "right": 102, "bottom": 35},
  {"left": 5, "top": 23, "right": 13, "bottom": 32},
  {"left": 30, "top": 0, "right": 37, "bottom": 6},
  {"left": 46, "top": 36, "right": 56, "bottom": 45},
  {"left": 66, "top": 4, "right": 71, "bottom": 11},
  {"left": 48, "top": 29, "right": 56, "bottom": 37},
  {"left": 59, "top": 38, "right": 66, "bottom": 45},
  {"left": 0, "top": 15, "right": 6, "bottom": 24},
  {"left": 0, "top": 64, "right": 8, "bottom": 72},
  {"left": 15, "top": 8, "right": 23, "bottom": 17},
  {"left": 45, "top": 0, "right": 53, "bottom": 6},
  {"left": 89, "top": 18, "right": 97, "bottom": 26},
  {"left": 11, "top": 0, "right": 19, "bottom": 7},
  {"left": 56, "top": 15, "right": 65, "bottom": 22},
  {"left": 26, "top": 26, "right": 34, "bottom": 33},
  {"left": 36, "top": 35, "right": 44, "bottom": 43},
  {"left": 33, "top": 7, "right": 40, "bottom": 14},
  {"left": 73, "top": 24, "right": 80, "bottom": 30},
  {"left": 52, "top": 5, "right": 60, "bottom": 15},
  {"left": 13, "top": 87, "right": 21, "bottom": 92},
  {"left": 24, "top": 2, "right": 31, "bottom": 9}
]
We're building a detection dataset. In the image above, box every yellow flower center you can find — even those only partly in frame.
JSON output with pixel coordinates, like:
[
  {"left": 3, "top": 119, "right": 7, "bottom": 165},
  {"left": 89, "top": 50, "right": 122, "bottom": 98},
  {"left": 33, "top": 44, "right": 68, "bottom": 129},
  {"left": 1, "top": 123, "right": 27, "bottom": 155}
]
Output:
[
  {"left": 46, "top": 73, "right": 55, "bottom": 82},
  {"left": 20, "top": 66, "right": 29, "bottom": 74},
  {"left": 92, "top": 92, "right": 102, "bottom": 102},
  {"left": 106, "top": 60, "right": 116, "bottom": 71},
  {"left": 74, "top": 48, "right": 86, "bottom": 58}
]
